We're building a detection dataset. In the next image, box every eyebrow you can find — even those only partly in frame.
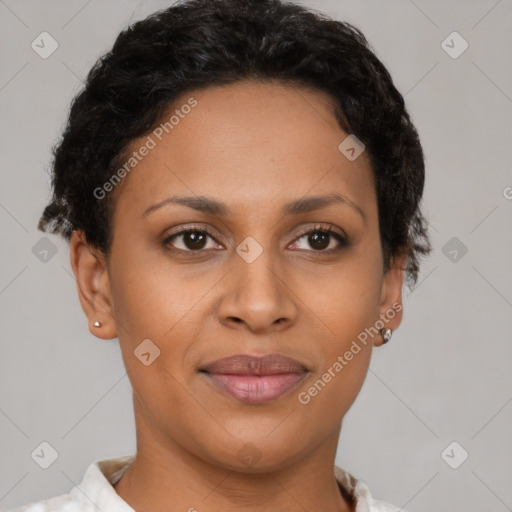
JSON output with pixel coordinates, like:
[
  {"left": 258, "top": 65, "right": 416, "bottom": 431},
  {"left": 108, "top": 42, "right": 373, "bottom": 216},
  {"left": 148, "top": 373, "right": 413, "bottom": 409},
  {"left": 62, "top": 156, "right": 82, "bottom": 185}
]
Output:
[{"left": 142, "top": 193, "right": 366, "bottom": 223}]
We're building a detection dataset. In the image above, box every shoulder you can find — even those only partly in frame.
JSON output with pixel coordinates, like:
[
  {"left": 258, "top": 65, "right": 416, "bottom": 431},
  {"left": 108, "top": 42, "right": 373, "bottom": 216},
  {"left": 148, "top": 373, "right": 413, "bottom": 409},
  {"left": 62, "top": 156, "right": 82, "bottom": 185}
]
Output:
[
  {"left": 5, "top": 455, "right": 135, "bottom": 512},
  {"left": 334, "top": 465, "right": 407, "bottom": 512},
  {"left": 5, "top": 494, "right": 75, "bottom": 512}
]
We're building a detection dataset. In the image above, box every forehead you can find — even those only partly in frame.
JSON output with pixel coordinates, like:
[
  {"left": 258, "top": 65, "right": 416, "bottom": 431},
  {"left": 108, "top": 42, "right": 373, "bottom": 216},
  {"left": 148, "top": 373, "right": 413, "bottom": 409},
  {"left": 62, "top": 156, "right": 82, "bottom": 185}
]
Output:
[{"left": 112, "top": 80, "right": 376, "bottom": 222}]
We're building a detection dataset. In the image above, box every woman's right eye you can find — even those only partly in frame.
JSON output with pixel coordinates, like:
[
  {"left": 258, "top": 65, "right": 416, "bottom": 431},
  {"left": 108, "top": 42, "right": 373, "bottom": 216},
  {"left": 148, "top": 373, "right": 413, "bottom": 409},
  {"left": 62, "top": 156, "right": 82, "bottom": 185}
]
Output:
[{"left": 163, "top": 229, "right": 223, "bottom": 252}]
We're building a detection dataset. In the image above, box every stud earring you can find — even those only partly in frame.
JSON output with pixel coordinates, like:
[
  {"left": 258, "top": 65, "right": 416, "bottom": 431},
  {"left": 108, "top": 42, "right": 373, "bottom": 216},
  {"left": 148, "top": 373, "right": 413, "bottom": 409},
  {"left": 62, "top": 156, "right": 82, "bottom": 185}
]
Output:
[
  {"left": 380, "top": 327, "right": 392, "bottom": 344},
  {"left": 93, "top": 321, "right": 102, "bottom": 328}
]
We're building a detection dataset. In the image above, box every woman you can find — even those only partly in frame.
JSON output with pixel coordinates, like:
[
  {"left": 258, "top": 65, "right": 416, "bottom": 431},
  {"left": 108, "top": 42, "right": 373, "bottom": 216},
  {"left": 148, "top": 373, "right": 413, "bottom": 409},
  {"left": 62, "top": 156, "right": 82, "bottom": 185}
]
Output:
[{"left": 11, "top": 0, "right": 431, "bottom": 510}]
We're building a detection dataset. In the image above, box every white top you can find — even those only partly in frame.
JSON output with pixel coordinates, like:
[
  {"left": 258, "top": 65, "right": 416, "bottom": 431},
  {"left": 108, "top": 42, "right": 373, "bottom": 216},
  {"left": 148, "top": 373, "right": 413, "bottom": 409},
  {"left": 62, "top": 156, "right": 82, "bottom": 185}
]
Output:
[{"left": 7, "top": 455, "right": 405, "bottom": 512}]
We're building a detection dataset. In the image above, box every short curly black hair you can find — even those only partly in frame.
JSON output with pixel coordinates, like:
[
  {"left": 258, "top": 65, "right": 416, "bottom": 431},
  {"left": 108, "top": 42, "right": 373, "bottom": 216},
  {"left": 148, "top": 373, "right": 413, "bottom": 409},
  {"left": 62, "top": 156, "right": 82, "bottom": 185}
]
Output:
[{"left": 38, "top": 0, "right": 431, "bottom": 288}]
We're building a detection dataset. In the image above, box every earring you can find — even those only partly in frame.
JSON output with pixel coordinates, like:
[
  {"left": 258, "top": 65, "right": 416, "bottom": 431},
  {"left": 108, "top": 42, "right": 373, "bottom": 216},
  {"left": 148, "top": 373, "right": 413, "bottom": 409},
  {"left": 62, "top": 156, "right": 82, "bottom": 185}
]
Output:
[
  {"left": 380, "top": 327, "right": 392, "bottom": 344},
  {"left": 93, "top": 321, "right": 102, "bottom": 328}
]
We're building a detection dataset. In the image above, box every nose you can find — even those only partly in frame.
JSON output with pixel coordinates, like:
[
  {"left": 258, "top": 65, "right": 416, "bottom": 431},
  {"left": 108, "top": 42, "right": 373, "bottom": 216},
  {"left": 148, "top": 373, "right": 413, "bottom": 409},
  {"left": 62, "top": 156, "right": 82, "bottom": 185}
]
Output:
[{"left": 216, "top": 247, "right": 298, "bottom": 334}]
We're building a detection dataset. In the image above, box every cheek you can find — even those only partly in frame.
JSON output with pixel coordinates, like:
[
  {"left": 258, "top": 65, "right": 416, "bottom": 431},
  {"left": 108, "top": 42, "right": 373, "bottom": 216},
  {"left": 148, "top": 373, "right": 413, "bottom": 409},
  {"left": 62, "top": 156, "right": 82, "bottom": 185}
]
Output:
[
  {"left": 299, "top": 243, "right": 383, "bottom": 340},
  {"left": 298, "top": 294, "right": 377, "bottom": 417},
  {"left": 293, "top": 242, "right": 383, "bottom": 410},
  {"left": 298, "top": 343, "right": 372, "bottom": 417},
  {"left": 107, "top": 255, "right": 211, "bottom": 391},
  {"left": 296, "top": 267, "right": 380, "bottom": 412},
  {"left": 108, "top": 249, "right": 204, "bottom": 341}
]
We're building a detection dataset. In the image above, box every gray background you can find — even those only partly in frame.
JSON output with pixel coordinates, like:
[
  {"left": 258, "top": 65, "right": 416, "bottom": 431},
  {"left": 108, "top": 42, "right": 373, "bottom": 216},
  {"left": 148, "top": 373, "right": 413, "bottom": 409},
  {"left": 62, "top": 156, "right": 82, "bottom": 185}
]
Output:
[{"left": 1, "top": 0, "right": 511, "bottom": 510}]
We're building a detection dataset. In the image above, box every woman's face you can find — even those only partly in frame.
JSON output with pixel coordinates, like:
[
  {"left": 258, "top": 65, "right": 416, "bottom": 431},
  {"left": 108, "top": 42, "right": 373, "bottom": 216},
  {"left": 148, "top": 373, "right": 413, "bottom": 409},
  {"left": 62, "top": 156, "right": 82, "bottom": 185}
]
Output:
[{"left": 72, "top": 80, "right": 405, "bottom": 471}]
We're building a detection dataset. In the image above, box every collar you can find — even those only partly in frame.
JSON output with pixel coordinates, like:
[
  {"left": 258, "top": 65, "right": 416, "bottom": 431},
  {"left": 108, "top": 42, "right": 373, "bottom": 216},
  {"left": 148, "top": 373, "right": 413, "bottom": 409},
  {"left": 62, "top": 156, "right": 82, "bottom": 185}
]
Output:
[{"left": 70, "top": 455, "right": 379, "bottom": 511}]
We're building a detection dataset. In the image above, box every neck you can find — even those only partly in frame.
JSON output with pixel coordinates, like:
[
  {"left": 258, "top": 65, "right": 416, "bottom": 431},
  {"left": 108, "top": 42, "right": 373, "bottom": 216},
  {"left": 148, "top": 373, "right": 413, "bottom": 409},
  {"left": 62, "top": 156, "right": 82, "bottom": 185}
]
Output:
[{"left": 113, "top": 404, "right": 354, "bottom": 511}]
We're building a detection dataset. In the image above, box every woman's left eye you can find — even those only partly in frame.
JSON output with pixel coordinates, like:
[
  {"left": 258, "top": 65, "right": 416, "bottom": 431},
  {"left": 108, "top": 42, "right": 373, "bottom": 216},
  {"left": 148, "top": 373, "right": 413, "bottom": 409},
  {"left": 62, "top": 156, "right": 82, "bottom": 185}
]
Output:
[{"left": 288, "top": 226, "right": 347, "bottom": 252}]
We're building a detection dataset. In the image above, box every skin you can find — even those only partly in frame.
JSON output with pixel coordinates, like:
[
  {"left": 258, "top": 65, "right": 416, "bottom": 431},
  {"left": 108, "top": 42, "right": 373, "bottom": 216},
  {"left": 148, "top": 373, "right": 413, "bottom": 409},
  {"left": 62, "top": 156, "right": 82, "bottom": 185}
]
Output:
[{"left": 70, "top": 80, "right": 407, "bottom": 512}]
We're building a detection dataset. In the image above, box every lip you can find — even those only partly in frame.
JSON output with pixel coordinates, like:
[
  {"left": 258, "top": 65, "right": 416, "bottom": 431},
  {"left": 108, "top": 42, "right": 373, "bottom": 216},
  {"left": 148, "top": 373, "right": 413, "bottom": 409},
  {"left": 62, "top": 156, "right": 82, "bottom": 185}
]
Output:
[{"left": 199, "top": 354, "right": 309, "bottom": 404}]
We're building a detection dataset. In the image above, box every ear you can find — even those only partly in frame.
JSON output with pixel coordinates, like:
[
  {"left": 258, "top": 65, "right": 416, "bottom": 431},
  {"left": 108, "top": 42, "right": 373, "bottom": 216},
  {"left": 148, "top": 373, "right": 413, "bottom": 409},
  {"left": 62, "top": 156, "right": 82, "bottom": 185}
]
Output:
[
  {"left": 69, "top": 230, "right": 117, "bottom": 340},
  {"left": 374, "top": 250, "right": 408, "bottom": 347}
]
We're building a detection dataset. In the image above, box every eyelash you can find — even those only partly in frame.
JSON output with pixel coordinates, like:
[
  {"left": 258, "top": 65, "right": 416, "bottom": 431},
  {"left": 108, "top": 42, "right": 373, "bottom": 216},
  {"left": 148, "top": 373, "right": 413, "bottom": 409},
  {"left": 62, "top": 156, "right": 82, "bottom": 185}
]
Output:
[{"left": 162, "top": 224, "right": 348, "bottom": 255}]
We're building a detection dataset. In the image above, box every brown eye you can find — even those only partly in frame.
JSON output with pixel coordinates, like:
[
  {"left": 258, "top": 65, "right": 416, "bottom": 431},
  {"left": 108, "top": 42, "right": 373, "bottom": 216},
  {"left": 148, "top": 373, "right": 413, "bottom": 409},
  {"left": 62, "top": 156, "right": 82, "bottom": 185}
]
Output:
[
  {"left": 308, "top": 231, "right": 331, "bottom": 250},
  {"left": 164, "top": 229, "right": 222, "bottom": 252},
  {"left": 289, "top": 226, "right": 347, "bottom": 252},
  {"left": 181, "top": 231, "right": 208, "bottom": 250}
]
